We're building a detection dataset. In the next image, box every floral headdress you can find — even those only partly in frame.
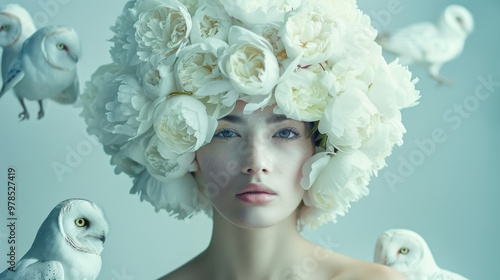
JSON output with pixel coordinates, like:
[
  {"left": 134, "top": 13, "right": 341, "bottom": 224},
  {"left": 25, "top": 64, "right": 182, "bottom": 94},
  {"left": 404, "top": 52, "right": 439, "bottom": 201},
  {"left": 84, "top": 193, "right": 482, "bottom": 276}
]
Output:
[{"left": 80, "top": 0, "right": 419, "bottom": 231}]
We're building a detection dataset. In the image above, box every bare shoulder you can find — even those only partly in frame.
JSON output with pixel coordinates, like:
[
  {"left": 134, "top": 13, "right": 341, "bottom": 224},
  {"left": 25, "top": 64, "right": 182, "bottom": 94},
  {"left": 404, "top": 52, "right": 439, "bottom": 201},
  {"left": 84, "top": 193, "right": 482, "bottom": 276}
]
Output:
[
  {"left": 157, "top": 252, "right": 208, "bottom": 280},
  {"left": 329, "top": 254, "right": 405, "bottom": 280}
]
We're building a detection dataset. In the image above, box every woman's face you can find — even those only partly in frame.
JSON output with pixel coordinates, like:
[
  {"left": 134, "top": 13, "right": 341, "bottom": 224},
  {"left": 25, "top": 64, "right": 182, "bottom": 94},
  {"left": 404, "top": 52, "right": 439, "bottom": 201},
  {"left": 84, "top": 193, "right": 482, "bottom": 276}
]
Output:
[{"left": 195, "top": 101, "right": 315, "bottom": 228}]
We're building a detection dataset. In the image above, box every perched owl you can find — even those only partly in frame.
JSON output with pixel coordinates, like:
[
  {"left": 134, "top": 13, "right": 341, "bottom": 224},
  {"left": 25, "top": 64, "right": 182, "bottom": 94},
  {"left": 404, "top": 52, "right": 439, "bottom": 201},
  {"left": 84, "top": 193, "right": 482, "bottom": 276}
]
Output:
[
  {"left": 374, "top": 229, "right": 468, "bottom": 280},
  {"left": 0, "top": 3, "right": 37, "bottom": 80},
  {"left": 0, "top": 25, "right": 81, "bottom": 120},
  {"left": 0, "top": 198, "right": 109, "bottom": 280},
  {"left": 376, "top": 5, "right": 474, "bottom": 86}
]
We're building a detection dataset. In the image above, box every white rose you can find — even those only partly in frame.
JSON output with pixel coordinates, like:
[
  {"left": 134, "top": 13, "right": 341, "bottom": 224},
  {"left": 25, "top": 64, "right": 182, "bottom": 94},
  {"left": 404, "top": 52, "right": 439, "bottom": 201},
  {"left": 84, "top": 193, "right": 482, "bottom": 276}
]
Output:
[
  {"left": 109, "top": 0, "right": 141, "bottom": 66},
  {"left": 279, "top": 4, "right": 345, "bottom": 65},
  {"left": 367, "top": 57, "right": 420, "bottom": 119},
  {"left": 319, "top": 88, "right": 379, "bottom": 151},
  {"left": 301, "top": 151, "right": 372, "bottom": 214},
  {"left": 137, "top": 58, "right": 177, "bottom": 99},
  {"left": 274, "top": 68, "right": 332, "bottom": 121},
  {"left": 144, "top": 135, "right": 196, "bottom": 181},
  {"left": 191, "top": 4, "right": 232, "bottom": 44},
  {"left": 130, "top": 170, "right": 200, "bottom": 218},
  {"left": 153, "top": 94, "right": 217, "bottom": 154},
  {"left": 177, "top": 0, "right": 204, "bottom": 16},
  {"left": 217, "top": 0, "right": 301, "bottom": 28},
  {"left": 134, "top": 0, "right": 192, "bottom": 64},
  {"left": 218, "top": 26, "right": 280, "bottom": 97}
]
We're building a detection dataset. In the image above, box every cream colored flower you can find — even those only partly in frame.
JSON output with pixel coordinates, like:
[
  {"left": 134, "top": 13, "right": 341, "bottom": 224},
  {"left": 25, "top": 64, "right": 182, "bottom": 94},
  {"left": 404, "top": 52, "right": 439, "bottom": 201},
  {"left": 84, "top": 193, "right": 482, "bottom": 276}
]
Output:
[
  {"left": 218, "top": 26, "right": 280, "bottom": 97},
  {"left": 144, "top": 135, "right": 196, "bottom": 181},
  {"left": 279, "top": 3, "right": 345, "bottom": 65},
  {"left": 217, "top": 0, "right": 300, "bottom": 28},
  {"left": 319, "top": 88, "right": 379, "bottom": 151},
  {"left": 153, "top": 94, "right": 217, "bottom": 154},
  {"left": 191, "top": 4, "right": 232, "bottom": 44},
  {"left": 252, "top": 22, "right": 287, "bottom": 63},
  {"left": 274, "top": 68, "right": 332, "bottom": 121},
  {"left": 301, "top": 151, "right": 372, "bottom": 214},
  {"left": 134, "top": 0, "right": 192, "bottom": 64},
  {"left": 138, "top": 58, "right": 176, "bottom": 99}
]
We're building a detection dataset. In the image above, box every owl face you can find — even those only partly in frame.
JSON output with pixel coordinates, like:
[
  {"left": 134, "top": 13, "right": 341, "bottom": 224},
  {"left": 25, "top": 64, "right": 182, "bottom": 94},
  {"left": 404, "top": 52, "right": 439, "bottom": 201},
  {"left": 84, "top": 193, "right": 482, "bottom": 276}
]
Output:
[
  {"left": 445, "top": 5, "right": 474, "bottom": 35},
  {"left": 59, "top": 199, "right": 109, "bottom": 255},
  {"left": 42, "top": 27, "right": 81, "bottom": 71},
  {"left": 374, "top": 229, "right": 427, "bottom": 275},
  {"left": 0, "top": 12, "right": 21, "bottom": 47}
]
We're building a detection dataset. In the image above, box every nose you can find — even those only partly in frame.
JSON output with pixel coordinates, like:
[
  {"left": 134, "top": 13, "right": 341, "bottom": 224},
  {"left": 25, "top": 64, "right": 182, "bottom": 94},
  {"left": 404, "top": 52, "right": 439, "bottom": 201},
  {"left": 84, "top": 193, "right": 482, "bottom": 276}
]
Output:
[{"left": 240, "top": 137, "right": 272, "bottom": 175}]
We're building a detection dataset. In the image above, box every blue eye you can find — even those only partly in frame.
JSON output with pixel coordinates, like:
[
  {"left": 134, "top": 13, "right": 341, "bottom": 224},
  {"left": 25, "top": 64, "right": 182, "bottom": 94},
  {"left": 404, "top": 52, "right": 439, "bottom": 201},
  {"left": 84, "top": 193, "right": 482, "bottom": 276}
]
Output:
[
  {"left": 273, "top": 128, "right": 299, "bottom": 139},
  {"left": 214, "top": 129, "right": 238, "bottom": 139}
]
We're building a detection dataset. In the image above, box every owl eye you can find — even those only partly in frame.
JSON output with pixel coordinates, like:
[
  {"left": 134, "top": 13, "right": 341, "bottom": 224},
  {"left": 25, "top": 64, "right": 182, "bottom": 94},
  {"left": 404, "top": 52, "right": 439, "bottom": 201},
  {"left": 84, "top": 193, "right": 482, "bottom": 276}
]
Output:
[
  {"left": 399, "top": 247, "right": 410, "bottom": 254},
  {"left": 1, "top": 25, "right": 10, "bottom": 31},
  {"left": 57, "top": 43, "right": 66, "bottom": 50},
  {"left": 75, "top": 218, "right": 89, "bottom": 227}
]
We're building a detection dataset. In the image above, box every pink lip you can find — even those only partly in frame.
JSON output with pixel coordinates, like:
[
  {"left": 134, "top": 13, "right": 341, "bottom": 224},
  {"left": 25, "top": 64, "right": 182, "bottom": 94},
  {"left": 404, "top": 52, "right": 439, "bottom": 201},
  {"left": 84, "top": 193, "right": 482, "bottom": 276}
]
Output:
[{"left": 236, "top": 183, "right": 277, "bottom": 204}]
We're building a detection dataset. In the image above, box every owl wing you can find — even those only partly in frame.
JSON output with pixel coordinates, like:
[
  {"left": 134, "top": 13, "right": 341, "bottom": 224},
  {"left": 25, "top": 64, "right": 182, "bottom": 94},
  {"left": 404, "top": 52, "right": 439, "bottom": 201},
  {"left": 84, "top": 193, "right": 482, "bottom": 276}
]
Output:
[
  {"left": 12, "top": 261, "right": 64, "bottom": 280},
  {"left": 377, "top": 22, "right": 445, "bottom": 64},
  {"left": 50, "top": 75, "right": 79, "bottom": 104},
  {"left": 0, "top": 56, "right": 24, "bottom": 99}
]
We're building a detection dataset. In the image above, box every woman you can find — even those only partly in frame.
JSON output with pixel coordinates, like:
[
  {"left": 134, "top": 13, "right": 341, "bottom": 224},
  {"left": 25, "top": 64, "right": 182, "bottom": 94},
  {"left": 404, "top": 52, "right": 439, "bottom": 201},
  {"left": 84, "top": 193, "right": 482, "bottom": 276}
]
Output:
[
  {"left": 160, "top": 101, "right": 405, "bottom": 279},
  {"left": 81, "top": 0, "right": 419, "bottom": 279}
]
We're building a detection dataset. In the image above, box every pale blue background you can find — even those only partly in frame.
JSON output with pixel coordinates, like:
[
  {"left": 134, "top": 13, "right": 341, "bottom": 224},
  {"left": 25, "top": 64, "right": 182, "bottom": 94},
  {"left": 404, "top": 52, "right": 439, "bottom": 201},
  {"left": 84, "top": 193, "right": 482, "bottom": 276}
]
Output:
[{"left": 0, "top": 0, "right": 498, "bottom": 279}]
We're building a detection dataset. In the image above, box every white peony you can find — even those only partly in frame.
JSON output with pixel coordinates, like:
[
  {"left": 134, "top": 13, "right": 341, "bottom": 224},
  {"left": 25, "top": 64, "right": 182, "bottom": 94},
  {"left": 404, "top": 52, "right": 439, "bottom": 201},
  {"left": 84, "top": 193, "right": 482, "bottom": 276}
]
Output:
[
  {"left": 107, "top": 131, "right": 151, "bottom": 177},
  {"left": 105, "top": 74, "right": 160, "bottom": 139},
  {"left": 134, "top": 0, "right": 192, "bottom": 64},
  {"left": 175, "top": 39, "right": 228, "bottom": 94},
  {"left": 252, "top": 22, "right": 287, "bottom": 63},
  {"left": 367, "top": 57, "right": 420, "bottom": 120},
  {"left": 137, "top": 58, "right": 177, "bottom": 99},
  {"left": 319, "top": 88, "right": 380, "bottom": 151},
  {"left": 274, "top": 68, "right": 332, "bottom": 121},
  {"left": 191, "top": 4, "right": 232, "bottom": 44},
  {"left": 109, "top": 0, "right": 141, "bottom": 66},
  {"left": 217, "top": 0, "right": 301, "bottom": 28},
  {"left": 178, "top": 0, "right": 205, "bottom": 16},
  {"left": 279, "top": 3, "right": 345, "bottom": 66},
  {"left": 144, "top": 134, "right": 196, "bottom": 181},
  {"left": 130, "top": 170, "right": 200, "bottom": 219},
  {"left": 153, "top": 94, "right": 217, "bottom": 154},
  {"left": 219, "top": 26, "right": 280, "bottom": 97},
  {"left": 301, "top": 150, "right": 372, "bottom": 215}
]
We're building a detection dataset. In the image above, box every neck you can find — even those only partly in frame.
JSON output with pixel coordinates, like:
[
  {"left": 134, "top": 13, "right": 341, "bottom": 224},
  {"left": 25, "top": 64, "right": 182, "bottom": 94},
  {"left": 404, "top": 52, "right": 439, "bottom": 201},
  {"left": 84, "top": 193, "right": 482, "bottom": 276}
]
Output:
[{"left": 203, "top": 209, "right": 314, "bottom": 280}]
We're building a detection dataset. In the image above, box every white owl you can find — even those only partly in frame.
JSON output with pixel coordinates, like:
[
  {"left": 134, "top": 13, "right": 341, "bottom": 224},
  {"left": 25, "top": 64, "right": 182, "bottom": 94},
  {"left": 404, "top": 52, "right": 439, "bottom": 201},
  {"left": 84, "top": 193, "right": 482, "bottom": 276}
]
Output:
[
  {"left": 0, "top": 198, "right": 109, "bottom": 280},
  {"left": 0, "top": 4, "right": 37, "bottom": 81},
  {"left": 374, "top": 229, "right": 468, "bottom": 280},
  {"left": 376, "top": 5, "right": 474, "bottom": 86},
  {"left": 0, "top": 25, "right": 81, "bottom": 120}
]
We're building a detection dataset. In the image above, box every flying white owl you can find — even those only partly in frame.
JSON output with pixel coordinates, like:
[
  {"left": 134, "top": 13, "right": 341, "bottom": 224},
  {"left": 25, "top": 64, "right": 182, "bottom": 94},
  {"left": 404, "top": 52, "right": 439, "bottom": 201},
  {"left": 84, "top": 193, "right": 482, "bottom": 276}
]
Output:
[
  {"left": 0, "top": 198, "right": 109, "bottom": 280},
  {"left": 374, "top": 229, "right": 468, "bottom": 280},
  {"left": 0, "top": 25, "right": 81, "bottom": 120},
  {"left": 0, "top": 3, "right": 37, "bottom": 80},
  {"left": 376, "top": 5, "right": 474, "bottom": 86}
]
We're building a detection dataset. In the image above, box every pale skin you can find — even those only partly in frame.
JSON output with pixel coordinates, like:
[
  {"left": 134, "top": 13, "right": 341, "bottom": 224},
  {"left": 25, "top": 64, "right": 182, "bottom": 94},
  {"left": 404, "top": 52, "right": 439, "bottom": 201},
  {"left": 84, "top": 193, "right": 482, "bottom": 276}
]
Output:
[{"left": 160, "top": 101, "right": 405, "bottom": 280}]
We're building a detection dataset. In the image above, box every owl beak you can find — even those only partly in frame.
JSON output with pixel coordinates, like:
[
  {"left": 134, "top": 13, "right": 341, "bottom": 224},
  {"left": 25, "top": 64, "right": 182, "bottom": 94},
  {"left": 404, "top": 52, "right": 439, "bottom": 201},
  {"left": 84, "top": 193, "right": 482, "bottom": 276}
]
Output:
[{"left": 99, "top": 234, "right": 106, "bottom": 243}]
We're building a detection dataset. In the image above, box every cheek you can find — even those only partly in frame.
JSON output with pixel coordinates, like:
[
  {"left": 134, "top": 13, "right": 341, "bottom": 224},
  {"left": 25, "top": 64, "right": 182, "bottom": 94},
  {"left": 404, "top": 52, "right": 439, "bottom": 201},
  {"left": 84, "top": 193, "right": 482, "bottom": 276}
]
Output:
[{"left": 195, "top": 143, "right": 241, "bottom": 187}]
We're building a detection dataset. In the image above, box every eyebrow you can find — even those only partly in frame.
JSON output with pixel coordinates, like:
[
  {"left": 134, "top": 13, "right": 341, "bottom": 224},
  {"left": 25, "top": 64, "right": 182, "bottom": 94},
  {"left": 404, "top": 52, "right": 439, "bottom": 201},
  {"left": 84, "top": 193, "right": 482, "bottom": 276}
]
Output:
[{"left": 219, "top": 114, "right": 290, "bottom": 124}]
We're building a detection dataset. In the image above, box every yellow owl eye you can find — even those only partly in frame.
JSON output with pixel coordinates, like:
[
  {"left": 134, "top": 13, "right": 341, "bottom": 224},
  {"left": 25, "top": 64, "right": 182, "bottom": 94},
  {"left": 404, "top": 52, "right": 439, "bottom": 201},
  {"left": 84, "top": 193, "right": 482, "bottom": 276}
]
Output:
[
  {"left": 57, "top": 43, "right": 66, "bottom": 50},
  {"left": 75, "top": 218, "right": 88, "bottom": 227},
  {"left": 2, "top": 25, "right": 10, "bottom": 31},
  {"left": 399, "top": 247, "right": 410, "bottom": 254}
]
